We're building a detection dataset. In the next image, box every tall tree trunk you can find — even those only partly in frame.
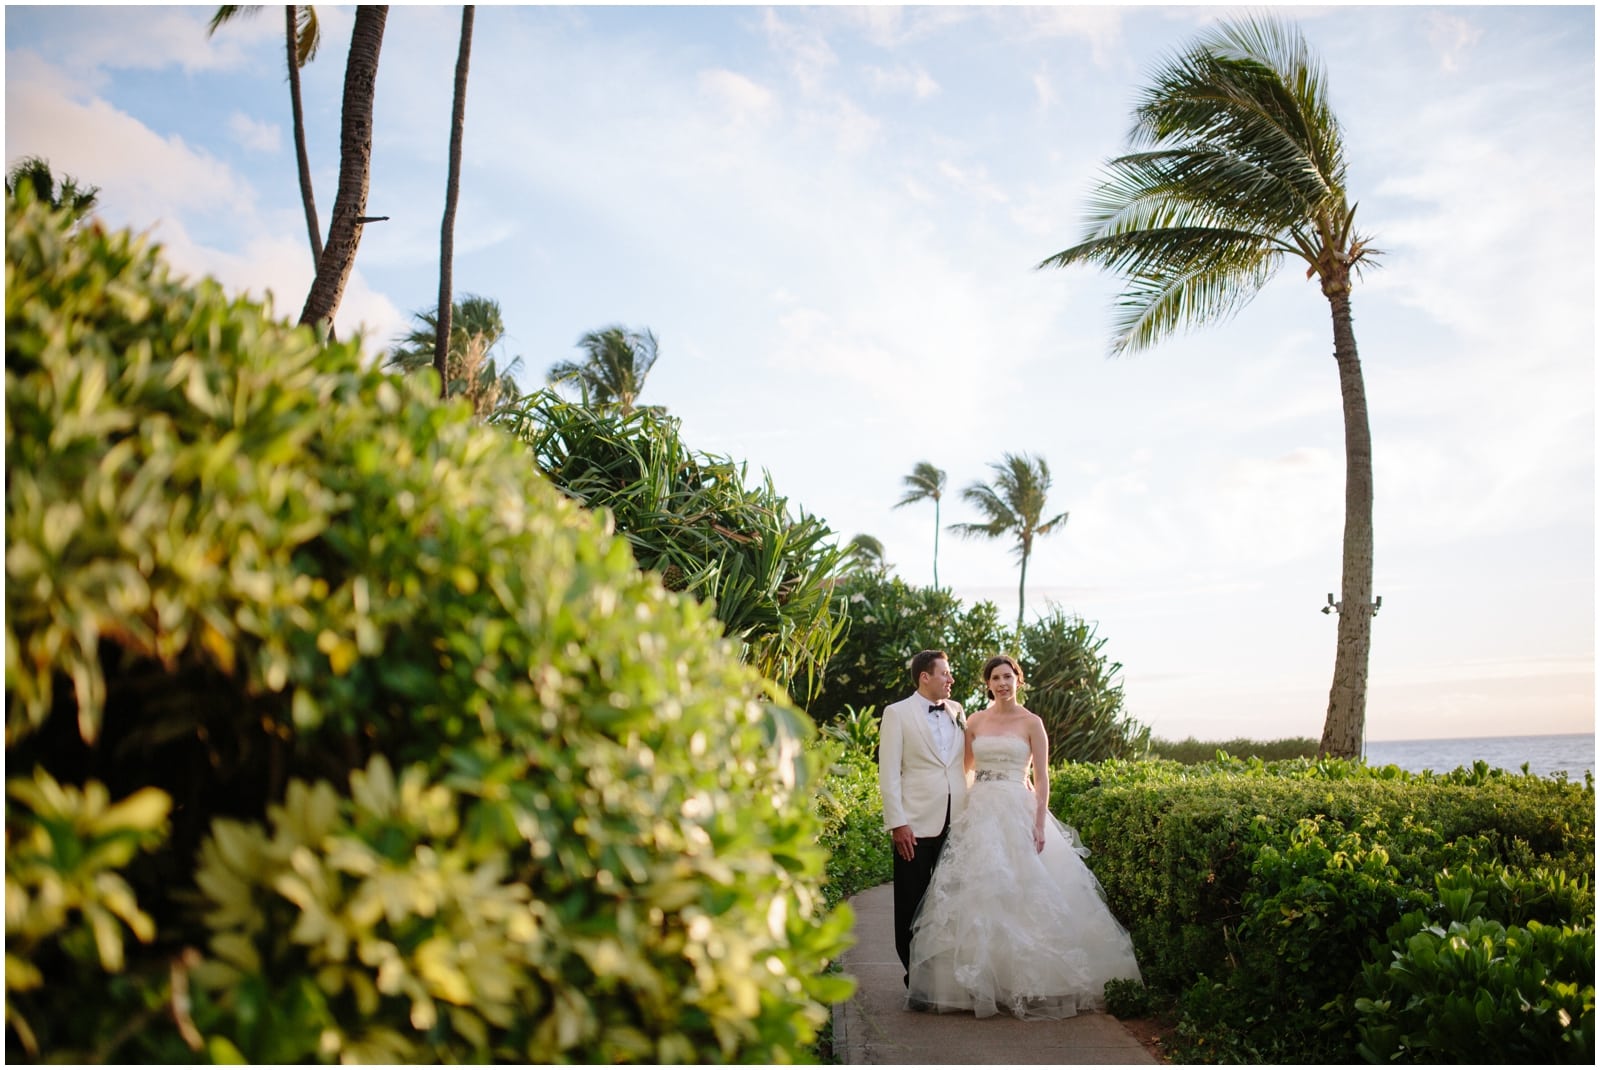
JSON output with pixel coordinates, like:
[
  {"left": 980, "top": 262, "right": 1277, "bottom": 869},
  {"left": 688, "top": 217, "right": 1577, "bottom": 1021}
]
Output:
[
  {"left": 1016, "top": 546, "right": 1029, "bottom": 638},
  {"left": 1318, "top": 286, "right": 1375, "bottom": 758},
  {"left": 286, "top": 5, "right": 323, "bottom": 268},
  {"left": 434, "top": 5, "right": 474, "bottom": 399},
  {"left": 932, "top": 498, "right": 941, "bottom": 590},
  {"left": 299, "top": 5, "right": 387, "bottom": 333}
]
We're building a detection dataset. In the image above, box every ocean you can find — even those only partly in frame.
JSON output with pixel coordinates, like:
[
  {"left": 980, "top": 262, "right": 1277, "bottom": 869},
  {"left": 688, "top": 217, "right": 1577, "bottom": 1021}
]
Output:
[{"left": 1363, "top": 732, "right": 1594, "bottom": 781}]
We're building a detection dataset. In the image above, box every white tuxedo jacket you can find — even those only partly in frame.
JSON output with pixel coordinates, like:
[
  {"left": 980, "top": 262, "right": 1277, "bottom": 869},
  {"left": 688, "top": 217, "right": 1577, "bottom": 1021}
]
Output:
[{"left": 879, "top": 692, "right": 967, "bottom": 837}]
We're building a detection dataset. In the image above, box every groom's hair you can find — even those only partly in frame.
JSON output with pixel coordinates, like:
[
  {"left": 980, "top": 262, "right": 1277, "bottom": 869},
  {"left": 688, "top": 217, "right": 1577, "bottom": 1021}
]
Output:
[{"left": 910, "top": 649, "right": 947, "bottom": 684}]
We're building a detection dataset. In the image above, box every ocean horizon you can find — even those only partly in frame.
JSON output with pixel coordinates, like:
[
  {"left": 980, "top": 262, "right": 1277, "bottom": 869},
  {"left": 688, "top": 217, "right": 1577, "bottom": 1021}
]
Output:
[{"left": 1363, "top": 732, "right": 1593, "bottom": 780}]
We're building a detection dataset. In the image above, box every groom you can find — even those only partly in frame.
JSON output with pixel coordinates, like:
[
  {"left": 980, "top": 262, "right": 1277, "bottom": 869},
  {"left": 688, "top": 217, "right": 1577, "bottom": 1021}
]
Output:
[{"left": 878, "top": 649, "right": 967, "bottom": 987}]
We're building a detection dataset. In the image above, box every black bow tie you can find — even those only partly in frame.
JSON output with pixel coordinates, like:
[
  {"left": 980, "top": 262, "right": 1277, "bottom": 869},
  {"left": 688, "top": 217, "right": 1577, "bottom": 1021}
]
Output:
[{"left": 928, "top": 703, "right": 946, "bottom": 713}]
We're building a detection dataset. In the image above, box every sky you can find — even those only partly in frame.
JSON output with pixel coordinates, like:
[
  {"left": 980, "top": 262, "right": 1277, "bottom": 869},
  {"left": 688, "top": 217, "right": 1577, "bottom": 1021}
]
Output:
[{"left": 5, "top": 3, "right": 1594, "bottom": 747}]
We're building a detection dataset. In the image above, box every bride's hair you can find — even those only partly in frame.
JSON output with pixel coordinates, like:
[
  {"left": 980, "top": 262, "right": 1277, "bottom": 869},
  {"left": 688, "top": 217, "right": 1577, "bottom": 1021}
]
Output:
[{"left": 980, "top": 654, "right": 1024, "bottom": 699}]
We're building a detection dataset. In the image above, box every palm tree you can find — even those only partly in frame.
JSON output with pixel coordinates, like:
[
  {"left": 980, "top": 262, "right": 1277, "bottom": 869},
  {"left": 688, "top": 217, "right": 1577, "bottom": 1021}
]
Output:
[
  {"left": 845, "top": 534, "right": 890, "bottom": 575},
  {"left": 892, "top": 461, "right": 947, "bottom": 589},
  {"left": 208, "top": 6, "right": 325, "bottom": 268},
  {"left": 546, "top": 325, "right": 660, "bottom": 415},
  {"left": 299, "top": 4, "right": 388, "bottom": 333},
  {"left": 1036, "top": 15, "right": 1378, "bottom": 758},
  {"left": 949, "top": 453, "right": 1069, "bottom": 637},
  {"left": 387, "top": 295, "right": 522, "bottom": 419},
  {"left": 433, "top": 5, "right": 475, "bottom": 399},
  {"left": 4, "top": 156, "right": 98, "bottom": 220}
]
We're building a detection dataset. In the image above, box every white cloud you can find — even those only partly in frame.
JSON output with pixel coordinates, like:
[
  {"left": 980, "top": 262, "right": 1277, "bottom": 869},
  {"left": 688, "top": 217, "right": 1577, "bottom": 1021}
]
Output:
[
  {"left": 5, "top": 65, "right": 252, "bottom": 223},
  {"left": 17, "top": 6, "right": 283, "bottom": 84},
  {"left": 938, "top": 160, "right": 1008, "bottom": 205},
  {"left": 698, "top": 68, "right": 778, "bottom": 128},
  {"left": 1032, "top": 70, "right": 1057, "bottom": 111},
  {"left": 760, "top": 8, "right": 838, "bottom": 94},
  {"left": 866, "top": 63, "right": 939, "bottom": 100},
  {"left": 1423, "top": 11, "right": 1484, "bottom": 73},
  {"left": 227, "top": 112, "right": 281, "bottom": 154},
  {"left": 1016, "top": 6, "right": 1129, "bottom": 68},
  {"left": 4, "top": 49, "right": 401, "bottom": 352}
]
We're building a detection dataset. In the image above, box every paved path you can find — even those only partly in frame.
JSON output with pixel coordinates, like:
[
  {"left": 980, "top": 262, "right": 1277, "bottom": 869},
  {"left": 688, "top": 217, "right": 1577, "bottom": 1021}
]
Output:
[{"left": 831, "top": 883, "right": 1156, "bottom": 1065}]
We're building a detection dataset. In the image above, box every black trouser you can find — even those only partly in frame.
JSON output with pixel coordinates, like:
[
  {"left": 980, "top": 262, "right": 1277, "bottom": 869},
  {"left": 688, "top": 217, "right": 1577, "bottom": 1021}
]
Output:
[{"left": 893, "top": 795, "right": 951, "bottom": 986}]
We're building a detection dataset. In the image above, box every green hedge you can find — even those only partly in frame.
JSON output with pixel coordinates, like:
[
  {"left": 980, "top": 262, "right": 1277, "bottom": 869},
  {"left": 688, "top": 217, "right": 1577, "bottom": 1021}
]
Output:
[
  {"left": 1053, "top": 757, "right": 1594, "bottom": 1062},
  {"left": 4, "top": 193, "right": 851, "bottom": 1062},
  {"left": 813, "top": 743, "right": 894, "bottom": 913}
]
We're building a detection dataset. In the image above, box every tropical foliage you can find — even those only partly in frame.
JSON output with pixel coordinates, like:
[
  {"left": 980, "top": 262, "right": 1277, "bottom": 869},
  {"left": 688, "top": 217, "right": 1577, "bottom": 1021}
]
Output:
[
  {"left": 546, "top": 325, "right": 660, "bottom": 415},
  {"left": 4, "top": 197, "right": 850, "bottom": 1063},
  {"left": 892, "top": 461, "right": 947, "bottom": 589},
  {"left": 4, "top": 155, "right": 98, "bottom": 220},
  {"left": 844, "top": 533, "right": 889, "bottom": 574},
  {"left": 1039, "top": 14, "right": 1379, "bottom": 758},
  {"left": 807, "top": 570, "right": 1006, "bottom": 724},
  {"left": 385, "top": 295, "right": 523, "bottom": 418},
  {"left": 496, "top": 388, "right": 848, "bottom": 704},
  {"left": 949, "top": 452, "right": 1070, "bottom": 636},
  {"left": 1017, "top": 609, "right": 1149, "bottom": 763}
]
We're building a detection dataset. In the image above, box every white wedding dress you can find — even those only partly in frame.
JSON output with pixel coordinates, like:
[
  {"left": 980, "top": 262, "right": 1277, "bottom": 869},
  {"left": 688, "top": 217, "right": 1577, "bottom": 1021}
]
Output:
[{"left": 906, "top": 734, "right": 1142, "bottom": 1019}]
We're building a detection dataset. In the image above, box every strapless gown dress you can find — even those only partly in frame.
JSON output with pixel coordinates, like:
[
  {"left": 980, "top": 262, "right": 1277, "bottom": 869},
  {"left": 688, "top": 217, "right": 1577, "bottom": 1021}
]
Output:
[{"left": 906, "top": 734, "right": 1142, "bottom": 1019}]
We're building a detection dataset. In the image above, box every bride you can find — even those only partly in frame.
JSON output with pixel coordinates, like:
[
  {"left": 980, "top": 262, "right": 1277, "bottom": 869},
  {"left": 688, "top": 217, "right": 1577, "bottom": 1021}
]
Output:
[{"left": 906, "top": 654, "right": 1142, "bottom": 1019}]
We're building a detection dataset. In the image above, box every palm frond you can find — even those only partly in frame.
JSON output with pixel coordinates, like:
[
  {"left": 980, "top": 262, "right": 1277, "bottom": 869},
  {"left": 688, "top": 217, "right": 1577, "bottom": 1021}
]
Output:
[
  {"left": 293, "top": 5, "right": 321, "bottom": 66},
  {"left": 1109, "top": 236, "right": 1280, "bottom": 354},
  {"left": 1040, "top": 13, "right": 1369, "bottom": 354},
  {"left": 207, "top": 5, "right": 262, "bottom": 37},
  {"left": 893, "top": 461, "right": 946, "bottom": 508}
]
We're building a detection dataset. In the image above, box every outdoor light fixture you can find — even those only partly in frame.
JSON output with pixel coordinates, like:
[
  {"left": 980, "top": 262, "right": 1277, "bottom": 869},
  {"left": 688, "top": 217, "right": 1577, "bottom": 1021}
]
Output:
[{"left": 1321, "top": 593, "right": 1382, "bottom": 616}]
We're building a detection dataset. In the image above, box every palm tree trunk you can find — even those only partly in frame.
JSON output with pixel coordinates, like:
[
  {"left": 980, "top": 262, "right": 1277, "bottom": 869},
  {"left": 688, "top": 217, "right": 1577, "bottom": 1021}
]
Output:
[
  {"left": 932, "top": 499, "right": 941, "bottom": 590},
  {"left": 1016, "top": 548, "right": 1029, "bottom": 638},
  {"left": 286, "top": 6, "right": 323, "bottom": 269},
  {"left": 434, "top": 5, "right": 474, "bottom": 400},
  {"left": 299, "top": 5, "right": 387, "bottom": 333},
  {"left": 1318, "top": 286, "right": 1375, "bottom": 758}
]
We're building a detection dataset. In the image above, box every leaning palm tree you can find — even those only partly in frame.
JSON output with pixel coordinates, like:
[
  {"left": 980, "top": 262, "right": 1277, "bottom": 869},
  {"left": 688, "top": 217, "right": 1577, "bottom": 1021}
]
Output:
[
  {"left": 1036, "top": 15, "right": 1378, "bottom": 758},
  {"left": 299, "top": 4, "right": 388, "bottom": 333},
  {"left": 4, "top": 155, "right": 98, "bottom": 220},
  {"left": 208, "top": 6, "right": 325, "bottom": 268},
  {"left": 546, "top": 325, "right": 659, "bottom": 415},
  {"left": 892, "top": 461, "right": 947, "bottom": 589},
  {"left": 950, "top": 453, "right": 1069, "bottom": 636},
  {"left": 432, "top": 5, "right": 475, "bottom": 398},
  {"left": 387, "top": 295, "right": 522, "bottom": 419}
]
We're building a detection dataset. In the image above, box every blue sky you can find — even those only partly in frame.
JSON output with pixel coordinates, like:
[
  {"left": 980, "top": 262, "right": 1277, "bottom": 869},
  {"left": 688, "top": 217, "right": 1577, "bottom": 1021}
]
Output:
[{"left": 6, "top": 4, "right": 1594, "bottom": 745}]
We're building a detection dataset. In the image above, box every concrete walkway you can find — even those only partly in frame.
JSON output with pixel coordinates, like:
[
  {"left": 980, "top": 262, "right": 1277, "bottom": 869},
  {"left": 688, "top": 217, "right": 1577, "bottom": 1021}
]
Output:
[{"left": 831, "top": 883, "right": 1157, "bottom": 1065}]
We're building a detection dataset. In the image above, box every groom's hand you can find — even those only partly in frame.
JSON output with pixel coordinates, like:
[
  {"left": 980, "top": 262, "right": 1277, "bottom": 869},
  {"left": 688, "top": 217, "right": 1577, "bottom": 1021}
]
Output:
[{"left": 891, "top": 825, "right": 917, "bottom": 861}]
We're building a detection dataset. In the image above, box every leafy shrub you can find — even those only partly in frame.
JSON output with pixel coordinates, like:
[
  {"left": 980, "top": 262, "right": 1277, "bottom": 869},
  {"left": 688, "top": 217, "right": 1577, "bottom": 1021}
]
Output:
[
  {"left": 497, "top": 388, "right": 848, "bottom": 704},
  {"left": 1148, "top": 736, "right": 1318, "bottom": 763},
  {"left": 1017, "top": 608, "right": 1149, "bottom": 762},
  {"left": 808, "top": 571, "right": 1005, "bottom": 724},
  {"left": 812, "top": 744, "right": 893, "bottom": 912},
  {"left": 820, "top": 703, "right": 881, "bottom": 762},
  {"left": 1102, "top": 977, "right": 1155, "bottom": 1019},
  {"left": 1356, "top": 913, "right": 1594, "bottom": 1063},
  {"left": 811, "top": 578, "right": 1151, "bottom": 767},
  {"left": 5, "top": 195, "right": 851, "bottom": 1062},
  {"left": 1053, "top": 755, "right": 1595, "bottom": 1062}
]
